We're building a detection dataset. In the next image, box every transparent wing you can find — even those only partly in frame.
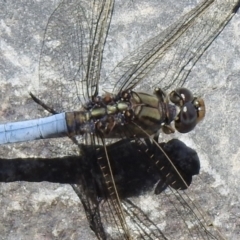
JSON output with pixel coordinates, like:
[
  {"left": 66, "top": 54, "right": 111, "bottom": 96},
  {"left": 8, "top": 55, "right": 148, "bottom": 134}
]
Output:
[
  {"left": 106, "top": 0, "right": 240, "bottom": 93},
  {"left": 38, "top": 0, "right": 114, "bottom": 112}
]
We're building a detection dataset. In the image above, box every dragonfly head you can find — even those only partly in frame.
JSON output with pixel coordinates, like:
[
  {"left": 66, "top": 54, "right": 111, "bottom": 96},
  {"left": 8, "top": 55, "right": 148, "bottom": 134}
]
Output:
[{"left": 169, "top": 88, "right": 205, "bottom": 133}]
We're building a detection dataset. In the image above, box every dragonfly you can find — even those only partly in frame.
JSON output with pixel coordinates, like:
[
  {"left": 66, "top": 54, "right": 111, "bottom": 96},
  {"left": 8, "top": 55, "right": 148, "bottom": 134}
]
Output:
[{"left": 0, "top": 0, "right": 240, "bottom": 239}]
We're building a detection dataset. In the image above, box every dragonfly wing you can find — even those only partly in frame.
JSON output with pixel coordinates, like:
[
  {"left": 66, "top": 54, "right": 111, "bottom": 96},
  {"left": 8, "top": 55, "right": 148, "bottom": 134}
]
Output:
[
  {"left": 106, "top": 0, "right": 240, "bottom": 93},
  {"left": 38, "top": 0, "right": 114, "bottom": 112}
]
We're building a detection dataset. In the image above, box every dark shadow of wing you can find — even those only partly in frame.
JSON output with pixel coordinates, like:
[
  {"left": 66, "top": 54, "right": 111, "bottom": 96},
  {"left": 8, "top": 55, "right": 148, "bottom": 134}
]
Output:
[{"left": 0, "top": 139, "right": 223, "bottom": 239}]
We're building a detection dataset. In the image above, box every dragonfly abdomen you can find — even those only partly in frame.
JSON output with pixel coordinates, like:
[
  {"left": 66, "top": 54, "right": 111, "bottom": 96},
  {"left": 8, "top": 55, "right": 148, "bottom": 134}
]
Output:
[{"left": 0, "top": 113, "right": 68, "bottom": 144}]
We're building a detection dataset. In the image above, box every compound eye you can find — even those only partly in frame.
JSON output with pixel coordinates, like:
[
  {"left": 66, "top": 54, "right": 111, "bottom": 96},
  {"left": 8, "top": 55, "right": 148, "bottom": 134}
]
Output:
[
  {"left": 175, "top": 102, "right": 198, "bottom": 133},
  {"left": 170, "top": 88, "right": 194, "bottom": 106}
]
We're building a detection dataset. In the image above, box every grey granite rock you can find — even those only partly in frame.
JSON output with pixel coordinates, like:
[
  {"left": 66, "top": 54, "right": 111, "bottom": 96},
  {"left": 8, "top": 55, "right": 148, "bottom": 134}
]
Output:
[{"left": 0, "top": 0, "right": 240, "bottom": 239}]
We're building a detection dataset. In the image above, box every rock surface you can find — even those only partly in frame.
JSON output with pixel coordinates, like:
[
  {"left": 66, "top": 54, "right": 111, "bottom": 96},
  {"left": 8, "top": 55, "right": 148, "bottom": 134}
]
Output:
[{"left": 0, "top": 0, "right": 240, "bottom": 239}]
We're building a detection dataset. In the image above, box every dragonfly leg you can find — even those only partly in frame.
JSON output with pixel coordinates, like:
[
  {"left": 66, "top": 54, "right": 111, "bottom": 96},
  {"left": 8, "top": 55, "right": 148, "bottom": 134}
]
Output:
[
  {"left": 154, "top": 87, "right": 169, "bottom": 104},
  {"left": 29, "top": 92, "right": 58, "bottom": 114}
]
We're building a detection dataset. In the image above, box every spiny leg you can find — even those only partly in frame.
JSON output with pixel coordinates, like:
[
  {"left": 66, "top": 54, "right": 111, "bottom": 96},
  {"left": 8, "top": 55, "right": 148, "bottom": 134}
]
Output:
[{"left": 29, "top": 92, "right": 58, "bottom": 115}]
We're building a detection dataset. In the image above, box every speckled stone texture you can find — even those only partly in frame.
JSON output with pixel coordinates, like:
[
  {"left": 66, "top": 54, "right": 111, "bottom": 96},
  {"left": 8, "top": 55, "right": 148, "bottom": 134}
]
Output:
[{"left": 0, "top": 0, "right": 240, "bottom": 239}]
